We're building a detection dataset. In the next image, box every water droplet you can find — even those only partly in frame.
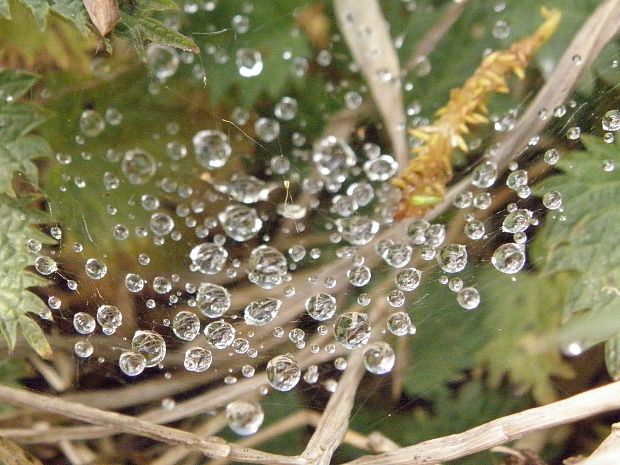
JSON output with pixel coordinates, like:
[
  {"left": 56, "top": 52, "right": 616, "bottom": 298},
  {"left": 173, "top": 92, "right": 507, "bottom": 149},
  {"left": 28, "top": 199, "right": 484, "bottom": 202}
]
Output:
[
  {"left": 79, "top": 109, "right": 105, "bottom": 137},
  {"left": 266, "top": 354, "right": 300, "bottom": 391},
  {"left": 184, "top": 346, "right": 212, "bottom": 372},
  {"left": 121, "top": 149, "right": 157, "bottom": 185},
  {"left": 236, "top": 48, "right": 263, "bottom": 77},
  {"left": 436, "top": 244, "right": 468, "bottom": 273},
  {"left": 35, "top": 256, "right": 57, "bottom": 275},
  {"left": 73, "top": 312, "right": 96, "bottom": 334},
  {"left": 472, "top": 159, "right": 498, "bottom": 188},
  {"left": 305, "top": 293, "right": 337, "bottom": 321},
  {"left": 219, "top": 205, "right": 262, "bottom": 241},
  {"left": 457, "top": 287, "right": 481, "bottom": 310},
  {"left": 363, "top": 342, "right": 395, "bottom": 374},
  {"left": 336, "top": 216, "right": 379, "bottom": 246},
  {"left": 254, "top": 117, "right": 280, "bottom": 142},
  {"left": 492, "top": 243, "right": 526, "bottom": 274},
  {"left": 334, "top": 312, "right": 371, "bottom": 349},
  {"left": 193, "top": 130, "right": 231, "bottom": 170},
  {"left": 132, "top": 330, "right": 166, "bottom": 367},
  {"left": 85, "top": 258, "right": 107, "bottom": 280},
  {"left": 248, "top": 245, "right": 288, "bottom": 289},
  {"left": 97, "top": 305, "right": 122, "bottom": 335},
  {"left": 347, "top": 265, "right": 371, "bottom": 287},
  {"left": 602, "top": 109, "right": 620, "bottom": 132},
  {"left": 204, "top": 320, "right": 236, "bottom": 349},
  {"left": 542, "top": 191, "right": 562, "bottom": 210},
  {"left": 119, "top": 351, "right": 146, "bottom": 376},
  {"left": 244, "top": 298, "right": 282, "bottom": 326},
  {"left": 150, "top": 212, "right": 175, "bottom": 236},
  {"left": 502, "top": 209, "right": 532, "bottom": 233},
  {"left": 196, "top": 283, "right": 231, "bottom": 318},
  {"left": 190, "top": 243, "right": 228, "bottom": 274},
  {"left": 74, "top": 340, "right": 94, "bottom": 358},
  {"left": 172, "top": 311, "right": 201, "bottom": 341},
  {"left": 387, "top": 311, "right": 413, "bottom": 336},
  {"left": 226, "top": 400, "right": 264, "bottom": 435},
  {"left": 146, "top": 45, "right": 179, "bottom": 80}
]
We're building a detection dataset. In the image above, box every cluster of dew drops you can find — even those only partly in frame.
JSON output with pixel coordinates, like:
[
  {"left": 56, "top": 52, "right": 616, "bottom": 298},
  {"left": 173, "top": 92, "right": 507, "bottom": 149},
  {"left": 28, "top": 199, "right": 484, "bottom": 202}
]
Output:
[{"left": 25, "top": 10, "right": 620, "bottom": 436}]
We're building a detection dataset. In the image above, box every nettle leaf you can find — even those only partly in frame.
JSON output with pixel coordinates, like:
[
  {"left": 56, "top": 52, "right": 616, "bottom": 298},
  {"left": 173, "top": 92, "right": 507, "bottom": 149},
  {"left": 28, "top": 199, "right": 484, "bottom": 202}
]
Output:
[
  {"left": 0, "top": 195, "right": 54, "bottom": 359},
  {"left": 476, "top": 271, "right": 574, "bottom": 403},
  {"left": 190, "top": 0, "right": 312, "bottom": 105},
  {"left": 0, "top": 70, "right": 50, "bottom": 196},
  {"left": 0, "top": 70, "right": 54, "bottom": 359},
  {"left": 536, "top": 135, "right": 620, "bottom": 353},
  {"left": 0, "top": 0, "right": 197, "bottom": 57}
]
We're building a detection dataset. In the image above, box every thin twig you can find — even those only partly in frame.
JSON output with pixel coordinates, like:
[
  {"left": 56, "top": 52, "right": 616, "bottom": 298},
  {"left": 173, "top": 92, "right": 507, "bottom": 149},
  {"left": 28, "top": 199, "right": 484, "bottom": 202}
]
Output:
[
  {"left": 334, "top": 0, "right": 408, "bottom": 167},
  {"left": 0, "top": 385, "right": 303, "bottom": 465},
  {"left": 149, "top": 413, "right": 228, "bottom": 465},
  {"left": 343, "top": 381, "right": 620, "bottom": 465}
]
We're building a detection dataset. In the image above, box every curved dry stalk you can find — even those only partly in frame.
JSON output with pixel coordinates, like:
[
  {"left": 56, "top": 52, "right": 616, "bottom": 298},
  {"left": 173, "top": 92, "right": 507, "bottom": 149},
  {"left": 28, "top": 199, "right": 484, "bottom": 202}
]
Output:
[
  {"left": 343, "top": 381, "right": 620, "bottom": 465},
  {"left": 0, "top": 385, "right": 303, "bottom": 465},
  {"left": 334, "top": 0, "right": 407, "bottom": 167},
  {"left": 302, "top": 350, "right": 366, "bottom": 465}
]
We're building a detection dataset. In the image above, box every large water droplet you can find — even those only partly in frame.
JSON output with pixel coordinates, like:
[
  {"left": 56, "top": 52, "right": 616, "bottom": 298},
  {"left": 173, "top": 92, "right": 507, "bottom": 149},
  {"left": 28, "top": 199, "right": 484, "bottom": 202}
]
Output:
[
  {"left": 244, "top": 298, "right": 282, "bottom": 326},
  {"left": 132, "top": 330, "right": 166, "bottom": 367},
  {"left": 363, "top": 342, "right": 395, "bottom": 374},
  {"left": 305, "top": 293, "right": 337, "bottom": 321},
  {"left": 172, "top": 311, "right": 201, "bottom": 341},
  {"left": 190, "top": 243, "right": 228, "bottom": 274},
  {"left": 193, "top": 130, "right": 231, "bottom": 170},
  {"left": 266, "top": 354, "right": 300, "bottom": 391},
  {"left": 196, "top": 283, "right": 231, "bottom": 318},
  {"left": 248, "top": 245, "right": 288, "bottom": 289},
  {"left": 184, "top": 346, "right": 212, "bottom": 372},
  {"left": 334, "top": 312, "right": 371, "bottom": 349},
  {"left": 204, "top": 320, "right": 236, "bottom": 349},
  {"left": 492, "top": 243, "right": 526, "bottom": 274},
  {"left": 226, "top": 400, "right": 264, "bottom": 435},
  {"left": 219, "top": 205, "right": 262, "bottom": 242}
]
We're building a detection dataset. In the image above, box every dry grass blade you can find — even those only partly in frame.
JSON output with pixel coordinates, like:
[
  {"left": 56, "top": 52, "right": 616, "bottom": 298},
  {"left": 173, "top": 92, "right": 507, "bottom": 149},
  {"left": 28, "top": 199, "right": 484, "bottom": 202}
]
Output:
[
  {"left": 333, "top": 0, "right": 407, "bottom": 167},
  {"left": 302, "top": 350, "right": 366, "bottom": 465},
  {"left": 0, "top": 385, "right": 302, "bottom": 465},
  {"left": 343, "top": 381, "right": 620, "bottom": 465},
  {"left": 83, "top": 0, "right": 120, "bottom": 36}
]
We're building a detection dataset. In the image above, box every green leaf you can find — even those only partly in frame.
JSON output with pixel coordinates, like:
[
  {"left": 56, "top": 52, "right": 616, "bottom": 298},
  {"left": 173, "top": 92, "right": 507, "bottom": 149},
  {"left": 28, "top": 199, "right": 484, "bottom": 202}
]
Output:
[
  {"left": 0, "top": 0, "right": 10, "bottom": 18},
  {"left": 18, "top": 315, "right": 52, "bottom": 359},
  {"left": 50, "top": 0, "right": 90, "bottom": 35},
  {"left": 0, "top": 70, "right": 54, "bottom": 359},
  {"left": 0, "top": 69, "right": 38, "bottom": 101},
  {"left": 19, "top": 0, "right": 49, "bottom": 29},
  {"left": 0, "top": 195, "right": 54, "bottom": 358},
  {"left": 403, "top": 274, "right": 489, "bottom": 397},
  {"left": 0, "top": 70, "right": 51, "bottom": 195},
  {"left": 476, "top": 271, "right": 574, "bottom": 403},
  {"left": 4, "top": 0, "right": 196, "bottom": 57},
  {"left": 136, "top": 0, "right": 178, "bottom": 12},
  {"left": 123, "top": 14, "right": 199, "bottom": 53},
  {"left": 537, "top": 135, "right": 620, "bottom": 351}
]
